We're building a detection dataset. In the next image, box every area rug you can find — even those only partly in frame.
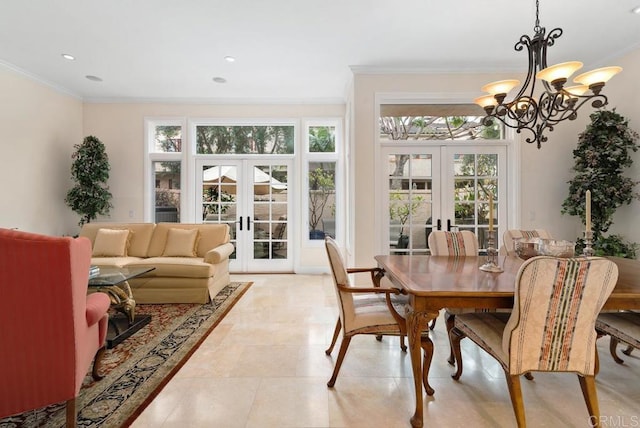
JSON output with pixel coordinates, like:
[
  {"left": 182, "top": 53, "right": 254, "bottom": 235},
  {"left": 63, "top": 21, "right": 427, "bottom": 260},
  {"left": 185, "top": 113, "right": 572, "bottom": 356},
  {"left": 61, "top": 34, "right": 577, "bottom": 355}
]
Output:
[{"left": 0, "top": 281, "right": 252, "bottom": 428}]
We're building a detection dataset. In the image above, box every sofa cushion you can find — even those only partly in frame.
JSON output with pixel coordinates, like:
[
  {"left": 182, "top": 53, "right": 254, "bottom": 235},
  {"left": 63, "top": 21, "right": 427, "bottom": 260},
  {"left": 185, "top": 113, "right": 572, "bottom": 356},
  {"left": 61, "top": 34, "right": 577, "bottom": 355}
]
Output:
[
  {"left": 162, "top": 228, "right": 199, "bottom": 257},
  {"left": 80, "top": 223, "right": 155, "bottom": 257},
  {"left": 92, "top": 228, "right": 130, "bottom": 257},
  {"left": 126, "top": 257, "right": 214, "bottom": 278},
  {"left": 148, "top": 223, "right": 230, "bottom": 257}
]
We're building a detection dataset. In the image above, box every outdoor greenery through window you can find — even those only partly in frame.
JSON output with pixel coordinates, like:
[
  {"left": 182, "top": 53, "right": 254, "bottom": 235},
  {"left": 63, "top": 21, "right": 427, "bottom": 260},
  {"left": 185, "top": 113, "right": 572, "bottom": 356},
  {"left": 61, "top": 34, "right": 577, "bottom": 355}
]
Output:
[
  {"left": 195, "top": 125, "right": 295, "bottom": 154},
  {"left": 307, "top": 124, "right": 337, "bottom": 240},
  {"left": 152, "top": 125, "right": 183, "bottom": 222},
  {"left": 379, "top": 104, "right": 503, "bottom": 141}
]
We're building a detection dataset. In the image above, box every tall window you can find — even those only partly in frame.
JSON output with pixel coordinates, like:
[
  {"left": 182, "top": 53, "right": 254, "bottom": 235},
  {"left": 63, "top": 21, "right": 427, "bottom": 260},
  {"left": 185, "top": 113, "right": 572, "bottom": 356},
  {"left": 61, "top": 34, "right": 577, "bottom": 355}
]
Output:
[
  {"left": 147, "top": 121, "right": 185, "bottom": 223},
  {"left": 306, "top": 122, "right": 340, "bottom": 241}
]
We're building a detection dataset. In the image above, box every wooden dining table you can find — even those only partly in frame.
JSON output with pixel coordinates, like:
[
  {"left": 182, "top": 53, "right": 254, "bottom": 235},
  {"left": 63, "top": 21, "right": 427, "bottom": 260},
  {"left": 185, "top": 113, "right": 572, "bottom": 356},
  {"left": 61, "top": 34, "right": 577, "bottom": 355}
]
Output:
[{"left": 374, "top": 254, "right": 640, "bottom": 428}]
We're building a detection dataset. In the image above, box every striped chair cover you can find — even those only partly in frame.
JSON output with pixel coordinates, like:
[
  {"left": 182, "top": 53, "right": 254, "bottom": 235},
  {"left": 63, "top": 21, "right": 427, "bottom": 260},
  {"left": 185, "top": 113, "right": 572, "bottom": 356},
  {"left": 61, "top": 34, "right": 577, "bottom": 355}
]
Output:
[
  {"left": 428, "top": 230, "right": 478, "bottom": 256},
  {"left": 450, "top": 256, "right": 619, "bottom": 427}
]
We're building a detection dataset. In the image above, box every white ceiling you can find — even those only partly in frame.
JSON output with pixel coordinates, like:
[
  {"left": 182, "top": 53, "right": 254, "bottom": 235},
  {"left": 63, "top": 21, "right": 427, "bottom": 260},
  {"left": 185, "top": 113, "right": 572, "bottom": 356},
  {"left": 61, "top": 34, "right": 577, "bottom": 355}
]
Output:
[{"left": 2, "top": 0, "right": 640, "bottom": 103}]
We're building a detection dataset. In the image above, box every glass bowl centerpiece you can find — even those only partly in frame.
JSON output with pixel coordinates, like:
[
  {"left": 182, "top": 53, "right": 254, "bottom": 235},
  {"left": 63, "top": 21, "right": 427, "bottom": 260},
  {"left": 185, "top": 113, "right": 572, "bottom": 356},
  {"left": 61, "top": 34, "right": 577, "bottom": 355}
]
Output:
[
  {"left": 539, "top": 239, "right": 576, "bottom": 257},
  {"left": 514, "top": 237, "right": 541, "bottom": 260}
]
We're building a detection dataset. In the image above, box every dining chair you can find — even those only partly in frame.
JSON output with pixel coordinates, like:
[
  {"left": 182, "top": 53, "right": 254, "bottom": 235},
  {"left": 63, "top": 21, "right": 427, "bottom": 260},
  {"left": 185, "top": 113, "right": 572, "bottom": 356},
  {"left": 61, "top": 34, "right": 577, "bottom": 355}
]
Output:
[
  {"left": 449, "top": 256, "right": 619, "bottom": 428},
  {"left": 324, "top": 237, "right": 436, "bottom": 394},
  {"left": 502, "top": 229, "right": 552, "bottom": 255},
  {"left": 427, "top": 230, "right": 479, "bottom": 363},
  {"left": 595, "top": 311, "right": 640, "bottom": 364}
]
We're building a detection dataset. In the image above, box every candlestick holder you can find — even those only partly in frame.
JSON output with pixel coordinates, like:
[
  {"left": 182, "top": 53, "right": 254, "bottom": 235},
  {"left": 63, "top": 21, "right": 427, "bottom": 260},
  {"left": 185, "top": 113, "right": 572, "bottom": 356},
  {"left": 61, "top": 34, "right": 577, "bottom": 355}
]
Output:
[
  {"left": 582, "top": 230, "right": 595, "bottom": 257},
  {"left": 480, "top": 230, "right": 503, "bottom": 273}
]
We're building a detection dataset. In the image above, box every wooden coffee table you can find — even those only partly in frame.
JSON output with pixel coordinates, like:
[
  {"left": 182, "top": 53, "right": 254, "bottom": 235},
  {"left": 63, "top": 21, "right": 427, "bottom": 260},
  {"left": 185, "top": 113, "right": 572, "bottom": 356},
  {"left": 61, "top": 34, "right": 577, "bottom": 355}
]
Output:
[{"left": 88, "top": 266, "right": 154, "bottom": 348}]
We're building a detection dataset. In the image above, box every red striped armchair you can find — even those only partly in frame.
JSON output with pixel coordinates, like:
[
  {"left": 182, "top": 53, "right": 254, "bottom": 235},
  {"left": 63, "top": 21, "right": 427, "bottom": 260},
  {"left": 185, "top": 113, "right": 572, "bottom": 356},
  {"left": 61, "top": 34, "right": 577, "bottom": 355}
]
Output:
[{"left": 0, "top": 228, "right": 110, "bottom": 427}]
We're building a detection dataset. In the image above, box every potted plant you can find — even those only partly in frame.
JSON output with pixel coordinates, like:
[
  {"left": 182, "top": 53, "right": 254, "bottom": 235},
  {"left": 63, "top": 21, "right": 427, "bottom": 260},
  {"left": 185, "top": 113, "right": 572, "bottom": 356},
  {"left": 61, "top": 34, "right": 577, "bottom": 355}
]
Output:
[
  {"left": 561, "top": 109, "right": 640, "bottom": 257},
  {"left": 308, "top": 167, "right": 335, "bottom": 239},
  {"left": 65, "top": 135, "right": 113, "bottom": 226},
  {"left": 389, "top": 192, "right": 424, "bottom": 248}
]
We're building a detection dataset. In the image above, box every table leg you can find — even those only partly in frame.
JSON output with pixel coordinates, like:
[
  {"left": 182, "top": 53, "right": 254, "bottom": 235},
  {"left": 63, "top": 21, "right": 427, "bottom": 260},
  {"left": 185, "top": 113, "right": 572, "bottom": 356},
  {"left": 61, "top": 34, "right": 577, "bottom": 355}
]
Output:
[{"left": 406, "top": 308, "right": 437, "bottom": 428}]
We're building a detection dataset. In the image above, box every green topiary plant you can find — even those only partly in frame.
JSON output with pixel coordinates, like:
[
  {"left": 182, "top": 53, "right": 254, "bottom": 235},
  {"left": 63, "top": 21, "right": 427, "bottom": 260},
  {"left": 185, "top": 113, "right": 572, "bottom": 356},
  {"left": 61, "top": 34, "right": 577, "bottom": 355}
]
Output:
[
  {"left": 65, "top": 135, "right": 113, "bottom": 226},
  {"left": 561, "top": 109, "right": 640, "bottom": 257}
]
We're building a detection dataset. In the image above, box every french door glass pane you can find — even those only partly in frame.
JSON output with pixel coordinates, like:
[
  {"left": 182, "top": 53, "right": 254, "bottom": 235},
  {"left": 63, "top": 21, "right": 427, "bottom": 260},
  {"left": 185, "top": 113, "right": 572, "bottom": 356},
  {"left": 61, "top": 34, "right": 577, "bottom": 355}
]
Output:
[
  {"left": 253, "top": 165, "right": 288, "bottom": 259},
  {"left": 453, "top": 153, "right": 499, "bottom": 249},
  {"left": 387, "top": 154, "right": 432, "bottom": 254}
]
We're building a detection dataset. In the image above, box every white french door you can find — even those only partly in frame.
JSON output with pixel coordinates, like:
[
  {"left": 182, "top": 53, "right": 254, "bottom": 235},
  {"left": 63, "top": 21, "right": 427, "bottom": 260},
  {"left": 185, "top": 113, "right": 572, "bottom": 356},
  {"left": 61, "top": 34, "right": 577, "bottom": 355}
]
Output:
[
  {"left": 196, "top": 158, "right": 293, "bottom": 272},
  {"left": 381, "top": 144, "right": 507, "bottom": 254}
]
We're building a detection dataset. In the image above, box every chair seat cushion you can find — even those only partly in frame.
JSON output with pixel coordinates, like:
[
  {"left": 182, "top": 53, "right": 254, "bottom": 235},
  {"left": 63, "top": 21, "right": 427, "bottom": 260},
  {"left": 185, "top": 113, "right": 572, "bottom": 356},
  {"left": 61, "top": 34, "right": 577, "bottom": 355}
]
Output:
[
  {"left": 454, "top": 312, "right": 512, "bottom": 370},
  {"left": 596, "top": 312, "right": 640, "bottom": 349}
]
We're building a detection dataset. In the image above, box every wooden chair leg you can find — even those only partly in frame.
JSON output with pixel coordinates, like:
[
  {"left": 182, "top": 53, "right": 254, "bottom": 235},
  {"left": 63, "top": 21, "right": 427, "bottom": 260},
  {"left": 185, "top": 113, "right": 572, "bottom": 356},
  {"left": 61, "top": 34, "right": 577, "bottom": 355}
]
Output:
[
  {"left": 622, "top": 345, "right": 634, "bottom": 356},
  {"left": 66, "top": 397, "right": 77, "bottom": 428},
  {"left": 92, "top": 346, "right": 107, "bottom": 380},
  {"left": 609, "top": 337, "right": 625, "bottom": 364},
  {"left": 325, "top": 318, "right": 341, "bottom": 355},
  {"left": 399, "top": 335, "right": 407, "bottom": 352},
  {"left": 420, "top": 335, "right": 435, "bottom": 395},
  {"left": 505, "top": 374, "right": 526, "bottom": 428},
  {"left": 449, "top": 327, "right": 465, "bottom": 380},
  {"left": 578, "top": 375, "right": 601, "bottom": 428},
  {"left": 446, "top": 312, "right": 456, "bottom": 365},
  {"left": 327, "top": 336, "right": 351, "bottom": 387}
]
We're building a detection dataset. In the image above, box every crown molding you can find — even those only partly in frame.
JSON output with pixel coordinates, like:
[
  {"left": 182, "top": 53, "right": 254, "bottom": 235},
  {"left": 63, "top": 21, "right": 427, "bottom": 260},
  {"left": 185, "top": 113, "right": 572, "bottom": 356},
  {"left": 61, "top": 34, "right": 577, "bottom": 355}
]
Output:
[{"left": 0, "top": 60, "right": 81, "bottom": 100}]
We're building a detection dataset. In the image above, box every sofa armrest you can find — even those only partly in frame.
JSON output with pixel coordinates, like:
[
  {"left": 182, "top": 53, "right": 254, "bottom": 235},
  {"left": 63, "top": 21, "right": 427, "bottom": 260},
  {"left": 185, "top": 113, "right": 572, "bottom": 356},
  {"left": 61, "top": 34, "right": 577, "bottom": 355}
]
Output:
[
  {"left": 204, "top": 242, "right": 235, "bottom": 264},
  {"left": 86, "top": 292, "right": 110, "bottom": 326}
]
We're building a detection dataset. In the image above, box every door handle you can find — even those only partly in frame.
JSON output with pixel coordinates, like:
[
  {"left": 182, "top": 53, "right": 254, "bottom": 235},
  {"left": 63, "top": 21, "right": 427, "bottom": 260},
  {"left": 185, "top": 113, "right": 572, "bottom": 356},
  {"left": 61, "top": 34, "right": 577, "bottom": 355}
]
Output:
[
  {"left": 247, "top": 216, "right": 251, "bottom": 231},
  {"left": 237, "top": 216, "right": 243, "bottom": 231},
  {"left": 447, "top": 219, "right": 451, "bottom": 231},
  {"left": 436, "top": 219, "right": 442, "bottom": 231}
]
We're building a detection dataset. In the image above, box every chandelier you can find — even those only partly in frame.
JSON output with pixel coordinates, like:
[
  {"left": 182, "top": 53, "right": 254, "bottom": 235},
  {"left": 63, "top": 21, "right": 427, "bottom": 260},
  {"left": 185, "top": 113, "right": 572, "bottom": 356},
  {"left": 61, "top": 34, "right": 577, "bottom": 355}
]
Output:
[{"left": 474, "top": 0, "right": 622, "bottom": 148}]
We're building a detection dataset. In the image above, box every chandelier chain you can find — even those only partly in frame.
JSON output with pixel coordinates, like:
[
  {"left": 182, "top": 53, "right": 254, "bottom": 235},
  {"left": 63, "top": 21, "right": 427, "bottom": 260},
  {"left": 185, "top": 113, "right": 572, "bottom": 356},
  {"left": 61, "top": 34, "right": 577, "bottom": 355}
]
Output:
[{"left": 534, "top": 0, "right": 541, "bottom": 32}]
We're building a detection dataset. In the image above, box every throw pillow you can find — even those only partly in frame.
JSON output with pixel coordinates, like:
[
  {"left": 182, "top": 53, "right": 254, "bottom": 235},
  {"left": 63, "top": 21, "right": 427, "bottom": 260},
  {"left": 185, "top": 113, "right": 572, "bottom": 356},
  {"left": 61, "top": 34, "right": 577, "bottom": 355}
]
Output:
[
  {"left": 92, "top": 228, "right": 130, "bottom": 257},
  {"left": 162, "top": 228, "right": 199, "bottom": 257}
]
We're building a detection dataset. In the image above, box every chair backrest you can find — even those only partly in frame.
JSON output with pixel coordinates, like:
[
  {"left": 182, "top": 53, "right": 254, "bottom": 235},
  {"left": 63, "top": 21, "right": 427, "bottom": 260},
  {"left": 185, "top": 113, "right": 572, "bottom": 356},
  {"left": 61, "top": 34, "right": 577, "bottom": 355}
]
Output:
[
  {"left": 502, "top": 256, "right": 618, "bottom": 376},
  {"left": 0, "top": 228, "right": 94, "bottom": 415},
  {"left": 428, "top": 230, "right": 478, "bottom": 256},
  {"left": 324, "top": 236, "right": 357, "bottom": 329},
  {"left": 502, "top": 229, "right": 552, "bottom": 256}
]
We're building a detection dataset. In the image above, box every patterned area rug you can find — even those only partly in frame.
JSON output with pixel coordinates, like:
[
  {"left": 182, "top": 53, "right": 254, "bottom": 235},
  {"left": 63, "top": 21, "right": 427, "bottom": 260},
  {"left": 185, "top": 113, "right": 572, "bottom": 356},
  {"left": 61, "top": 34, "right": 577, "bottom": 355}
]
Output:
[{"left": 0, "top": 282, "right": 252, "bottom": 428}]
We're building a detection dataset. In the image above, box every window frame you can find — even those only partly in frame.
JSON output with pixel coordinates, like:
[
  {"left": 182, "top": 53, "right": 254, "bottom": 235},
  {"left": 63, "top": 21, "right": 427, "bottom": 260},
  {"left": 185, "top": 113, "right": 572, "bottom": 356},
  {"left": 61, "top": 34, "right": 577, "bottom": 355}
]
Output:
[{"left": 303, "top": 118, "right": 343, "bottom": 246}]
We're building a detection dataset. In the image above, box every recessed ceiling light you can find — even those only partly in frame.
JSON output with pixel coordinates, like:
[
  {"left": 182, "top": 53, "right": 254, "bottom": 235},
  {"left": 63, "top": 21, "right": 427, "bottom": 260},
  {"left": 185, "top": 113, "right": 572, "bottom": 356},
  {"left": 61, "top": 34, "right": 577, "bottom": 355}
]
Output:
[
  {"left": 633, "top": 5, "right": 640, "bottom": 13},
  {"left": 85, "top": 75, "right": 103, "bottom": 82},
  {"left": 212, "top": 77, "right": 227, "bottom": 83},
  {"left": 224, "top": 56, "right": 236, "bottom": 63},
  {"left": 61, "top": 53, "right": 75, "bottom": 60}
]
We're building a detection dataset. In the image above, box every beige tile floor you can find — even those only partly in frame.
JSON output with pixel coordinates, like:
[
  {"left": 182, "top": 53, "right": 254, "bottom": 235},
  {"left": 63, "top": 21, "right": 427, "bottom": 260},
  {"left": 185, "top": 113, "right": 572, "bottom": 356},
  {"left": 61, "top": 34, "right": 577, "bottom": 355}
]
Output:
[{"left": 131, "top": 274, "right": 640, "bottom": 428}]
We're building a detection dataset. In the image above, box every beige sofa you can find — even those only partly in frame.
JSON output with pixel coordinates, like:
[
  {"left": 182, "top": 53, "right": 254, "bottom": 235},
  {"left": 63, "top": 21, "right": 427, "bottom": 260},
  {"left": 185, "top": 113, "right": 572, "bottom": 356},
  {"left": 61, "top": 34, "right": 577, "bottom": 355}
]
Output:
[{"left": 80, "top": 222, "right": 234, "bottom": 304}]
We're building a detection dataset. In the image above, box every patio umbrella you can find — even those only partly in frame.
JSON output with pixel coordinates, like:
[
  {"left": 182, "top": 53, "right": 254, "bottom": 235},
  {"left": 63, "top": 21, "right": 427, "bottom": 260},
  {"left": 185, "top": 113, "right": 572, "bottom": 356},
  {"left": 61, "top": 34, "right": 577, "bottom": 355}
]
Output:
[{"left": 202, "top": 166, "right": 287, "bottom": 195}]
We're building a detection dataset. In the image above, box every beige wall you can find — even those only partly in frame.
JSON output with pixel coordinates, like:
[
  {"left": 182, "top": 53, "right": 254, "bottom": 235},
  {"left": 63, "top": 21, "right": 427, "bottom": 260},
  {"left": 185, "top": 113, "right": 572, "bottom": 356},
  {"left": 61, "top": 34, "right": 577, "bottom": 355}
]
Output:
[
  {"left": 0, "top": 65, "right": 83, "bottom": 236},
  {"left": 350, "top": 50, "right": 640, "bottom": 265}
]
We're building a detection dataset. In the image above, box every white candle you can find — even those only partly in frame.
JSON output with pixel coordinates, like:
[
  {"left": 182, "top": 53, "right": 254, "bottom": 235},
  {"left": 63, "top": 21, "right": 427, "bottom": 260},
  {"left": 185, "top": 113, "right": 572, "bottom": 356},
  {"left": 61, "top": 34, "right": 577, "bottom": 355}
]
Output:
[
  {"left": 489, "top": 195, "right": 494, "bottom": 232},
  {"left": 585, "top": 190, "right": 591, "bottom": 232}
]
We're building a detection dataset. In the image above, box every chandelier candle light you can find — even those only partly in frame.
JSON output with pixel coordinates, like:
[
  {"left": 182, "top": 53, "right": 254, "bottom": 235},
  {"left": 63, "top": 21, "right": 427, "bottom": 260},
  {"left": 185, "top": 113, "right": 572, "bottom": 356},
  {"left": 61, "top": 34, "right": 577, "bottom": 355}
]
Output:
[{"left": 474, "top": 0, "right": 622, "bottom": 148}]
